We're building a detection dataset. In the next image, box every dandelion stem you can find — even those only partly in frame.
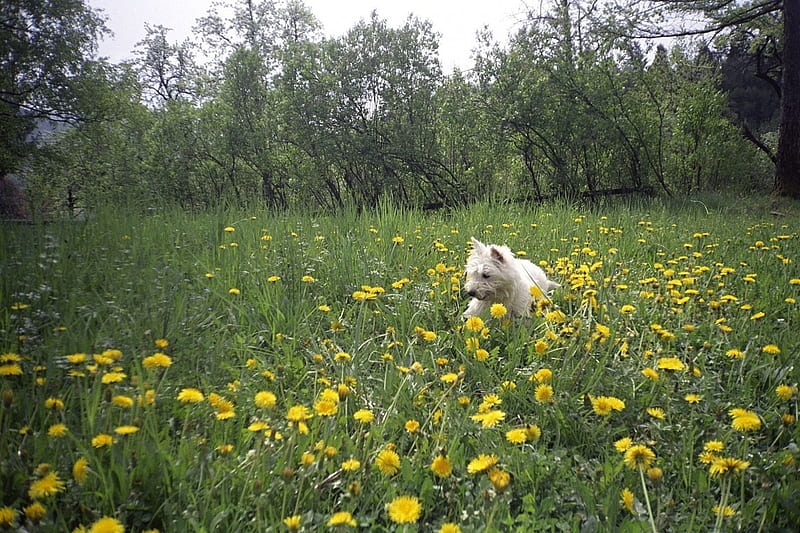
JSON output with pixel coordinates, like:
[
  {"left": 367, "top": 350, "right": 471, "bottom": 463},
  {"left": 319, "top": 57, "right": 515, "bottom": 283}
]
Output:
[
  {"left": 638, "top": 465, "right": 658, "bottom": 533},
  {"left": 714, "top": 476, "right": 731, "bottom": 533}
]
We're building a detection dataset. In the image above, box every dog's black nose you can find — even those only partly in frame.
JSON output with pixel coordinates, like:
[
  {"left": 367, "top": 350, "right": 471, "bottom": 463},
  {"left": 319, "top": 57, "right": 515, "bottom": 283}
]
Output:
[{"left": 467, "top": 290, "right": 476, "bottom": 297}]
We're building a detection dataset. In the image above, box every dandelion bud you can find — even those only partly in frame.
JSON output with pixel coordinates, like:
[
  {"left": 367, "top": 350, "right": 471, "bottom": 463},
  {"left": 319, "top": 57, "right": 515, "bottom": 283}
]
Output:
[
  {"left": 647, "top": 467, "right": 663, "bottom": 484},
  {"left": 2, "top": 388, "right": 14, "bottom": 408}
]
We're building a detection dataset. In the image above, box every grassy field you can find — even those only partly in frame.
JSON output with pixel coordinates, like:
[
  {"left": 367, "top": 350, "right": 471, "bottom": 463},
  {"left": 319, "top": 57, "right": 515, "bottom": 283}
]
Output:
[{"left": 1, "top": 197, "right": 798, "bottom": 532}]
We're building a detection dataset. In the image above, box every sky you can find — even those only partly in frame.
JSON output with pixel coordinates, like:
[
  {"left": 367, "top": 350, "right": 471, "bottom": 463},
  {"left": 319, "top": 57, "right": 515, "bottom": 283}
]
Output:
[{"left": 88, "top": 0, "right": 531, "bottom": 73}]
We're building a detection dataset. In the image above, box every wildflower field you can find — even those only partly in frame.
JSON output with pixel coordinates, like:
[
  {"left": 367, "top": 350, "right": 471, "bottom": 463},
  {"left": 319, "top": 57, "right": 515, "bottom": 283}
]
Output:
[{"left": 1, "top": 198, "right": 798, "bottom": 532}]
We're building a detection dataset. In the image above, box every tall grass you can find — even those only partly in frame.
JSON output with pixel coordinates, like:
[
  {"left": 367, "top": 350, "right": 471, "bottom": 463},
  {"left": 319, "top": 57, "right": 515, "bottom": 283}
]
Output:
[{"left": 0, "top": 197, "right": 798, "bottom": 532}]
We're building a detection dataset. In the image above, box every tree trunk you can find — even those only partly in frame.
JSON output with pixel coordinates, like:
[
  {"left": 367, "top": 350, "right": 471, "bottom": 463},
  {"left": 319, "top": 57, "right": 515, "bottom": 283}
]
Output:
[{"left": 775, "top": 0, "right": 800, "bottom": 198}]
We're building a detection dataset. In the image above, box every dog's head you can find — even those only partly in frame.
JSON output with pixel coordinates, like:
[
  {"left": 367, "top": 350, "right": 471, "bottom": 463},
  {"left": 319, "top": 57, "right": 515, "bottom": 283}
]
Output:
[{"left": 463, "top": 237, "right": 517, "bottom": 301}]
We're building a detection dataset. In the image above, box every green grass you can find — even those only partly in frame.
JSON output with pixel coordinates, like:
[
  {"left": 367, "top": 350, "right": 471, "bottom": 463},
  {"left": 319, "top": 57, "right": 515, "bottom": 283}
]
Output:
[{"left": 1, "top": 197, "right": 798, "bottom": 532}]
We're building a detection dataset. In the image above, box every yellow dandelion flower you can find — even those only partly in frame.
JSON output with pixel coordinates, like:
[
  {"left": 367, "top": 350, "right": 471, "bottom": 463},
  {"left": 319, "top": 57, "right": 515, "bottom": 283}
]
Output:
[
  {"left": 326, "top": 511, "right": 356, "bottom": 527},
  {"left": 656, "top": 357, "right": 684, "bottom": 371},
  {"left": 698, "top": 451, "right": 718, "bottom": 464},
  {"left": 0, "top": 506, "right": 18, "bottom": 527},
  {"left": 776, "top": 385, "right": 796, "bottom": 400},
  {"left": 533, "top": 368, "right": 552, "bottom": 383},
  {"left": 526, "top": 424, "right": 542, "bottom": 441},
  {"left": 590, "top": 395, "right": 625, "bottom": 415},
  {"left": 387, "top": 495, "right": 422, "bottom": 524},
  {"left": 647, "top": 467, "right": 663, "bottom": 482},
  {"left": 48, "top": 423, "right": 68, "bottom": 438},
  {"left": 114, "top": 425, "right": 139, "bottom": 435},
  {"left": 488, "top": 467, "right": 511, "bottom": 490},
  {"left": 439, "top": 523, "right": 462, "bottom": 533},
  {"left": 684, "top": 393, "right": 702, "bottom": 404},
  {"left": 66, "top": 353, "right": 87, "bottom": 364},
  {"left": 506, "top": 428, "right": 529, "bottom": 444},
  {"left": 730, "top": 410, "right": 761, "bottom": 432},
  {"left": 0, "top": 363, "right": 22, "bottom": 375},
  {"left": 286, "top": 405, "right": 313, "bottom": 422},
  {"left": 102, "top": 349, "right": 123, "bottom": 361},
  {"left": 534, "top": 384, "right": 554, "bottom": 403},
  {"left": 470, "top": 409, "right": 505, "bottom": 428},
  {"left": 490, "top": 303, "right": 508, "bottom": 318},
  {"left": 88, "top": 516, "right": 125, "bottom": 533},
  {"left": 761, "top": 344, "right": 781, "bottom": 354},
  {"left": 73, "top": 457, "right": 89, "bottom": 483},
  {"left": 725, "top": 348, "right": 745, "bottom": 359},
  {"left": 623, "top": 445, "right": 656, "bottom": 470},
  {"left": 614, "top": 437, "right": 633, "bottom": 452},
  {"left": 28, "top": 471, "right": 65, "bottom": 499},
  {"left": 647, "top": 407, "right": 665, "bottom": 419},
  {"left": 341, "top": 458, "right": 361, "bottom": 471},
  {"left": 467, "top": 454, "right": 498, "bottom": 474},
  {"left": 709, "top": 456, "right": 750, "bottom": 477},
  {"left": 465, "top": 316, "right": 484, "bottom": 332},
  {"left": 44, "top": 397, "right": 64, "bottom": 410},
  {"left": 534, "top": 339, "right": 548, "bottom": 354},
  {"left": 91, "top": 434, "right": 116, "bottom": 448},
  {"left": 430, "top": 454, "right": 452, "bottom": 478},
  {"left": 24, "top": 501, "right": 46, "bottom": 521},
  {"left": 247, "top": 421, "right": 269, "bottom": 432},
  {"left": 142, "top": 352, "right": 172, "bottom": 368},
  {"left": 440, "top": 372, "right": 459, "bottom": 383},
  {"left": 178, "top": 388, "right": 205, "bottom": 404},
  {"left": 111, "top": 395, "right": 134, "bottom": 408},
  {"left": 405, "top": 419, "right": 420, "bottom": 433},
  {"left": 283, "top": 515, "right": 302, "bottom": 530},
  {"left": 314, "top": 399, "right": 338, "bottom": 416},
  {"left": 642, "top": 368, "right": 659, "bottom": 381},
  {"left": 299, "top": 452, "right": 316, "bottom": 466},
  {"left": 353, "top": 409, "right": 374, "bottom": 423},
  {"left": 254, "top": 390, "right": 277, "bottom": 408},
  {"left": 375, "top": 448, "right": 400, "bottom": 476},
  {"left": 712, "top": 505, "right": 736, "bottom": 517},
  {"left": 621, "top": 488, "right": 635, "bottom": 514}
]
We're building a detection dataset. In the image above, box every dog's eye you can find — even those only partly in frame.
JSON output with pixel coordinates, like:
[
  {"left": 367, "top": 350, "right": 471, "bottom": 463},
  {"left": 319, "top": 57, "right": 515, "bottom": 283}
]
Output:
[{"left": 482, "top": 273, "right": 490, "bottom": 279}]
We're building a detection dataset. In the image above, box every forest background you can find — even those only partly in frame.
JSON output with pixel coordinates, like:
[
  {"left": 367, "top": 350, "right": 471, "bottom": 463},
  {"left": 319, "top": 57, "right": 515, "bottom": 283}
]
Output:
[{"left": 0, "top": 0, "right": 797, "bottom": 217}]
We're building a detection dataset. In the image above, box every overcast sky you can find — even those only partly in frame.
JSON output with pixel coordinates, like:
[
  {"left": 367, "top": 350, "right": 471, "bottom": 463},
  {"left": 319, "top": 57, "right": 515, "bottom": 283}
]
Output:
[{"left": 88, "top": 0, "right": 531, "bottom": 72}]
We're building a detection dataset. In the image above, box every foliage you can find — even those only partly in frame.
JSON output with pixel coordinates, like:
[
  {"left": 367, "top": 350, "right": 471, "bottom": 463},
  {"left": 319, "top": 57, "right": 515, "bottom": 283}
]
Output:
[
  {"left": 9, "top": 0, "right": 784, "bottom": 213},
  {"left": 0, "top": 197, "right": 798, "bottom": 531},
  {"left": 0, "top": 0, "right": 108, "bottom": 177}
]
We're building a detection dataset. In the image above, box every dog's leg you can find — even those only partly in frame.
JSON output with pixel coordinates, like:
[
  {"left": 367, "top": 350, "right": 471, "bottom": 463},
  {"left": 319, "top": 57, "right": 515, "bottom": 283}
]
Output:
[{"left": 463, "top": 298, "right": 488, "bottom": 318}]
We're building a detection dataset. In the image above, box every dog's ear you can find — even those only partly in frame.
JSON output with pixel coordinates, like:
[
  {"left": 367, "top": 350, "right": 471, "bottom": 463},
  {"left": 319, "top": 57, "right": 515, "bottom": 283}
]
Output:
[
  {"left": 470, "top": 237, "right": 485, "bottom": 251},
  {"left": 489, "top": 246, "right": 506, "bottom": 263}
]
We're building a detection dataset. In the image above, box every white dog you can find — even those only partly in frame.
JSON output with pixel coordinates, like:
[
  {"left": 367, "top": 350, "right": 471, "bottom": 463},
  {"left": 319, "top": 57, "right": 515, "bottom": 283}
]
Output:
[{"left": 463, "top": 237, "right": 560, "bottom": 318}]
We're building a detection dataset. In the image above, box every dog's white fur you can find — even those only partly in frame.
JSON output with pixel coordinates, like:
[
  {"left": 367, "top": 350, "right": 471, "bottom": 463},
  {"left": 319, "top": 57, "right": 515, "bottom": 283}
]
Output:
[{"left": 463, "top": 237, "right": 560, "bottom": 318}]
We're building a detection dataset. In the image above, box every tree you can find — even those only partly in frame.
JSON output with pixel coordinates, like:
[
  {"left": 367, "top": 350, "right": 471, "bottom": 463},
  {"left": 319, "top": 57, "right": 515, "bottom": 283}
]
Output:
[
  {"left": 775, "top": 0, "right": 799, "bottom": 197},
  {"left": 133, "top": 25, "right": 198, "bottom": 105},
  {"left": 0, "top": 0, "right": 108, "bottom": 178},
  {"left": 306, "top": 12, "right": 446, "bottom": 207},
  {"left": 620, "top": 0, "right": 799, "bottom": 197},
  {"left": 23, "top": 62, "right": 149, "bottom": 218}
]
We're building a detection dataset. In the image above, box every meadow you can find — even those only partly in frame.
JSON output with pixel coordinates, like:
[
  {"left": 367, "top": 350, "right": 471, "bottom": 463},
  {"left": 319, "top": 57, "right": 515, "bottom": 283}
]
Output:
[{"left": 0, "top": 197, "right": 798, "bottom": 532}]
